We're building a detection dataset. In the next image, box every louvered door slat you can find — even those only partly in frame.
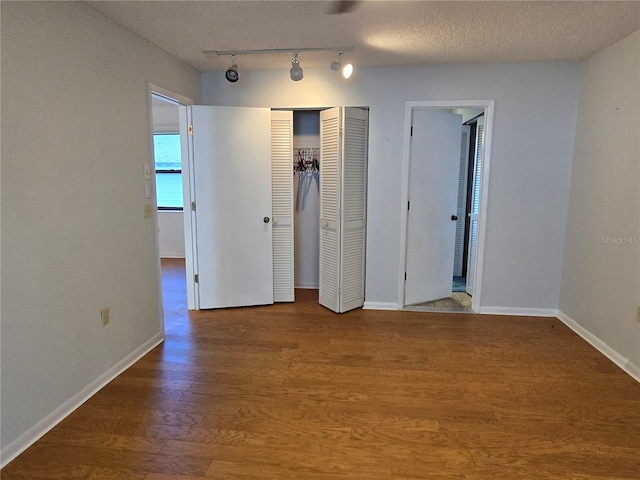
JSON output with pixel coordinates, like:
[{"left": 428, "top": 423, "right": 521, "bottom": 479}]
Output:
[
  {"left": 453, "top": 126, "right": 470, "bottom": 277},
  {"left": 467, "top": 117, "right": 484, "bottom": 296}
]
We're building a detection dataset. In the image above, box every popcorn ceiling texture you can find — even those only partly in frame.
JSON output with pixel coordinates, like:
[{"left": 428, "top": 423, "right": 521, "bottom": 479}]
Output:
[{"left": 89, "top": 1, "right": 640, "bottom": 72}]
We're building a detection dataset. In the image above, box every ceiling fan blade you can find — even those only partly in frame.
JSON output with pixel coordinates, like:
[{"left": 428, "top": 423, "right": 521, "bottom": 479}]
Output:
[{"left": 326, "top": 0, "right": 359, "bottom": 15}]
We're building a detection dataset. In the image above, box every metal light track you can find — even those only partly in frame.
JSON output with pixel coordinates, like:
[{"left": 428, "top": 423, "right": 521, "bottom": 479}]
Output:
[{"left": 204, "top": 47, "right": 354, "bottom": 57}]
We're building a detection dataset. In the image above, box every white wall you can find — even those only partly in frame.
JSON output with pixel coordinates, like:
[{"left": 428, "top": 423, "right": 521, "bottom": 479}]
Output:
[
  {"left": 152, "top": 99, "right": 180, "bottom": 132},
  {"left": 293, "top": 111, "right": 320, "bottom": 288},
  {"left": 559, "top": 30, "right": 640, "bottom": 376},
  {"left": 0, "top": 2, "right": 200, "bottom": 461},
  {"left": 202, "top": 61, "right": 581, "bottom": 310},
  {"left": 157, "top": 211, "right": 186, "bottom": 258}
]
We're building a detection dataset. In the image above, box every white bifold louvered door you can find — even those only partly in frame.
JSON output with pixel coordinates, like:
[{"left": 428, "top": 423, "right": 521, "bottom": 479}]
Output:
[
  {"left": 319, "top": 107, "right": 368, "bottom": 313},
  {"left": 466, "top": 116, "right": 484, "bottom": 296},
  {"left": 270, "top": 110, "right": 294, "bottom": 302},
  {"left": 453, "top": 125, "right": 471, "bottom": 277}
]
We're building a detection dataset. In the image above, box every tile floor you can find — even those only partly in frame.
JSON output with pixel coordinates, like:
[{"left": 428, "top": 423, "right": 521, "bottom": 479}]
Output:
[{"left": 405, "top": 291, "right": 472, "bottom": 312}]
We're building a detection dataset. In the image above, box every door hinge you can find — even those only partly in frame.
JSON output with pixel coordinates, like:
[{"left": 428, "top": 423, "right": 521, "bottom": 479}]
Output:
[
  {"left": 194, "top": 274, "right": 199, "bottom": 283},
  {"left": 188, "top": 125, "right": 193, "bottom": 136},
  {"left": 407, "top": 201, "right": 410, "bottom": 211},
  {"left": 410, "top": 126, "right": 413, "bottom": 136},
  {"left": 191, "top": 201, "right": 196, "bottom": 212},
  {"left": 404, "top": 272, "right": 407, "bottom": 281}
]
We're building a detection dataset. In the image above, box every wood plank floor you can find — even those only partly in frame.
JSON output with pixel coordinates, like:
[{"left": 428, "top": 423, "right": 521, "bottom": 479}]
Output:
[{"left": 3, "top": 258, "right": 639, "bottom": 479}]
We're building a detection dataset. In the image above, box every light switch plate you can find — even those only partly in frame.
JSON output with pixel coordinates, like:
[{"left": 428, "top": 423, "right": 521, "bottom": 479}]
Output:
[
  {"left": 144, "top": 203, "right": 153, "bottom": 219},
  {"left": 101, "top": 307, "right": 110, "bottom": 326},
  {"left": 143, "top": 164, "right": 151, "bottom": 180}
]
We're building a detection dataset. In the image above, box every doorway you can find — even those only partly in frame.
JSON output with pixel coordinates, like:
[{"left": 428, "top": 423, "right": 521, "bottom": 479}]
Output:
[
  {"left": 146, "top": 83, "right": 194, "bottom": 333},
  {"left": 398, "top": 101, "right": 494, "bottom": 313},
  {"left": 292, "top": 110, "right": 321, "bottom": 291}
]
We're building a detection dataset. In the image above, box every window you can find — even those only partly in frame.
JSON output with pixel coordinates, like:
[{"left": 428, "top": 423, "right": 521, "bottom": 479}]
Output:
[{"left": 154, "top": 133, "right": 183, "bottom": 210}]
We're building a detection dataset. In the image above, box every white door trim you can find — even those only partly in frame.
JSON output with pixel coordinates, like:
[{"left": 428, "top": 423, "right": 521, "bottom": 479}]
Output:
[{"left": 397, "top": 100, "right": 495, "bottom": 313}]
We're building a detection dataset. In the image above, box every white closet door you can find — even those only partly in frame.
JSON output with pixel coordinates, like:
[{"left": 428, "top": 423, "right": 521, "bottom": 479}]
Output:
[
  {"left": 453, "top": 125, "right": 471, "bottom": 277},
  {"left": 467, "top": 116, "right": 484, "bottom": 296},
  {"left": 271, "top": 110, "right": 294, "bottom": 302},
  {"left": 191, "top": 105, "right": 273, "bottom": 309},
  {"left": 319, "top": 107, "right": 368, "bottom": 313},
  {"left": 339, "top": 107, "right": 368, "bottom": 312},
  {"left": 319, "top": 107, "right": 341, "bottom": 312}
]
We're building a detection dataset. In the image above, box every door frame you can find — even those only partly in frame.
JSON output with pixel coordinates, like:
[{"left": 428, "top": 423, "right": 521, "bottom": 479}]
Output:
[
  {"left": 397, "top": 100, "right": 495, "bottom": 312},
  {"left": 146, "top": 83, "right": 194, "bottom": 324}
]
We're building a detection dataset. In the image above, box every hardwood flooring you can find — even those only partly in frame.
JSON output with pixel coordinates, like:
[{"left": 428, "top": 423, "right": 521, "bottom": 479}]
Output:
[{"left": 3, "top": 258, "right": 639, "bottom": 479}]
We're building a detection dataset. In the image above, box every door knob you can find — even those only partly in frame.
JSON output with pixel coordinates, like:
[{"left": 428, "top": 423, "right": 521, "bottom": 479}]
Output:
[
  {"left": 451, "top": 215, "right": 458, "bottom": 221},
  {"left": 263, "top": 217, "right": 270, "bottom": 223}
]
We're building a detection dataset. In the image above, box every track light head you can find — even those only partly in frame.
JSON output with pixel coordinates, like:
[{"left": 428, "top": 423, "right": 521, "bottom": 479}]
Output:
[
  {"left": 331, "top": 53, "right": 353, "bottom": 79},
  {"left": 290, "top": 53, "right": 303, "bottom": 81},
  {"left": 225, "top": 55, "right": 239, "bottom": 83},
  {"left": 225, "top": 66, "right": 239, "bottom": 82}
]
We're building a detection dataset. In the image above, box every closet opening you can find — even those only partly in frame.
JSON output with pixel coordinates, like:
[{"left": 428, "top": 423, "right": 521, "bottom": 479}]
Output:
[
  {"left": 292, "top": 110, "right": 321, "bottom": 295},
  {"left": 178, "top": 105, "right": 368, "bottom": 313}
]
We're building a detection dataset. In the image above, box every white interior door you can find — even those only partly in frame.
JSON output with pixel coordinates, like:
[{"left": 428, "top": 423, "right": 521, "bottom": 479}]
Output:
[
  {"left": 467, "top": 115, "right": 484, "bottom": 296},
  {"left": 319, "top": 107, "right": 368, "bottom": 313},
  {"left": 190, "top": 105, "right": 273, "bottom": 309},
  {"left": 405, "top": 110, "right": 462, "bottom": 305},
  {"left": 271, "top": 110, "right": 295, "bottom": 302}
]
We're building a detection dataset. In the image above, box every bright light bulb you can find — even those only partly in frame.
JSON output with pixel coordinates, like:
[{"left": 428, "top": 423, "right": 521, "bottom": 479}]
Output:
[{"left": 342, "top": 63, "right": 353, "bottom": 79}]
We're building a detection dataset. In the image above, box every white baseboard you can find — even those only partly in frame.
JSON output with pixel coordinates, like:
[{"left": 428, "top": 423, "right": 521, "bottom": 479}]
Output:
[
  {"left": 557, "top": 310, "right": 640, "bottom": 384},
  {"left": 363, "top": 301, "right": 399, "bottom": 311},
  {"left": 0, "top": 333, "right": 164, "bottom": 469},
  {"left": 626, "top": 362, "right": 640, "bottom": 383},
  {"left": 479, "top": 306, "right": 559, "bottom": 317}
]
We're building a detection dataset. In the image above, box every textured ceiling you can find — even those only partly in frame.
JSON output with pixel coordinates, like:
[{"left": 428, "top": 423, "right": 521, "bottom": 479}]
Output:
[{"left": 88, "top": 1, "right": 640, "bottom": 72}]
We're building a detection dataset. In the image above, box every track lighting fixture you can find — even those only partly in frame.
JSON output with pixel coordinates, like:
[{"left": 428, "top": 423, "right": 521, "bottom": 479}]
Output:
[
  {"left": 225, "top": 54, "right": 239, "bottom": 83},
  {"left": 207, "top": 48, "right": 354, "bottom": 82},
  {"left": 290, "top": 53, "right": 303, "bottom": 81},
  {"left": 331, "top": 53, "right": 353, "bottom": 79}
]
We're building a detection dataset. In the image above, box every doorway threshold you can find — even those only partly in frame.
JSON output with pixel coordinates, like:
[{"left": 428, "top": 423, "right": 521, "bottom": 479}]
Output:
[{"left": 404, "top": 292, "right": 472, "bottom": 313}]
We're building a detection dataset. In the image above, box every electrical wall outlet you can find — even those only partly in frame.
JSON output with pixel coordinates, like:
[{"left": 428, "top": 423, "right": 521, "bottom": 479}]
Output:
[
  {"left": 144, "top": 203, "right": 153, "bottom": 219},
  {"left": 101, "top": 307, "right": 110, "bottom": 326}
]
